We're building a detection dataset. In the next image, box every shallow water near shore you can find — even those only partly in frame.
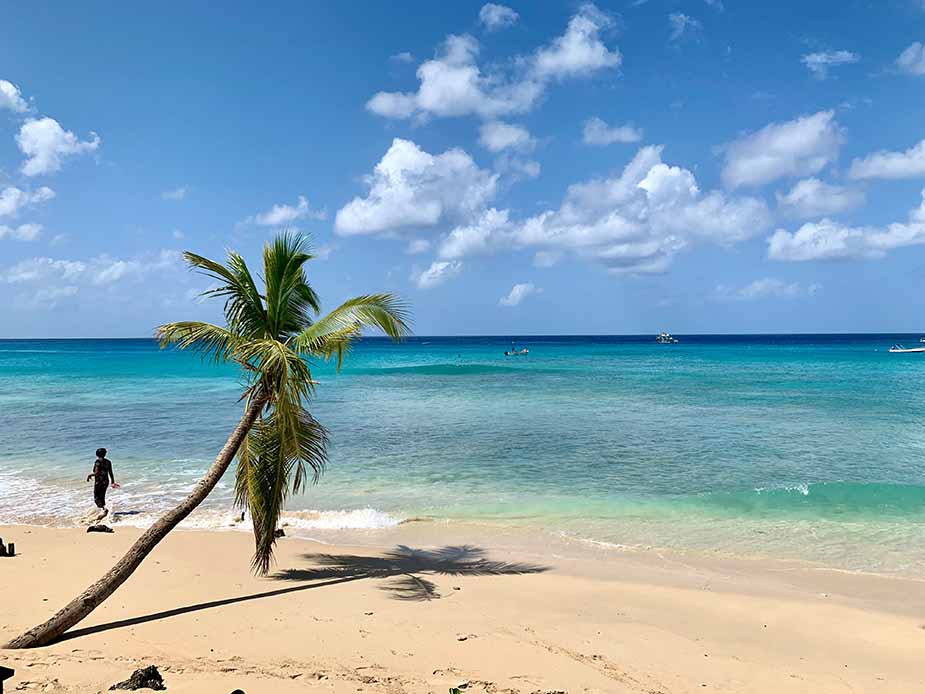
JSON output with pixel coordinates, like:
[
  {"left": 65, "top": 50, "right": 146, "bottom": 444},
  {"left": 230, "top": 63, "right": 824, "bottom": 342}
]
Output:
[{"left": 2, "top": 335, "right": 925, "bottom": 577}]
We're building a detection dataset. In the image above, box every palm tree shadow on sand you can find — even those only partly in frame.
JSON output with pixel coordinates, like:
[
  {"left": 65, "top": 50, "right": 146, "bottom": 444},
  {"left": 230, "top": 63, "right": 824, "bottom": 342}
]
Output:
[
  {"left": 273, "top": 544, "right": 549, "bottom": 602},
  {"left": 52, "top": 545, "right": 548, "bottom": 643}
]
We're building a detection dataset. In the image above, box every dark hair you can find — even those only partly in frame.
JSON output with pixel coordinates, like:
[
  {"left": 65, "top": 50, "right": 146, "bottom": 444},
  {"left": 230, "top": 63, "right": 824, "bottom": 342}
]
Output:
[{"left": 96, "top": 448, "right": 107, "bottom": 458}]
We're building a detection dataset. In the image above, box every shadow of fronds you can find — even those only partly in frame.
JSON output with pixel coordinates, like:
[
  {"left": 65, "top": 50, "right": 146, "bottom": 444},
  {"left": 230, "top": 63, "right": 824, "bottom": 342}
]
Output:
[{"left": 271, "top": 544, "right": 548, "bottom": 601}]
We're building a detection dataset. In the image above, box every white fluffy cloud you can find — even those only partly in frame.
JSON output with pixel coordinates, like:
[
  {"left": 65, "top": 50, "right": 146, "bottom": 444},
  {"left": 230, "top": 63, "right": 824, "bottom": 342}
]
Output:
[
  {"left": 439, "top": 145, "right": 770, "bottom": 274},
  {"left": 4, "top": 251, "right": 179, "bottom": 284},
  {"left": 3, "top": 257, "right": 88, "bottom": 283},
  {"left": 479, "top": 3, "right": 519, "bottom": 31},
  {"left": 776, "top": 178, "right": 864, "bottom": 219},
  {"left": 252, "top": 195, "right": 325, "bottom": 226},
  {"left": 17, "top": 117, "right": 100, "bottom": 176},
  {"left": 367, "top": 4, "right": 619, "bottom": 121},
  {"left": 767, "top": 220, "right": 872, "bottom": 261},
  {"left": 493, "top": 152, "right": 541, "bottom": 180},
  {"left": 896, "top": 42, "right": 925, "bottom": 76},
  {"left": 582, "top": 117, "right": 643, "bottom": 145},
  {"left": 715, "top": 278, "right": 821, "bottom": 301},
  {"left": 415, "top": 260, "right": 463, "bottom": 289},
  {"left": 0, "top": 223, "right": 43, "bottom": 241},
  {"left": 668, "top": 13, "right": 702, "bottom": 41},
  {"left": 800, "top": 50, "right": 859, "bottom": 80},
  {"left": 848, "top": 139, "right": 925, "bottom": 180},
  {"left": 335, "top": 138, "right": 498, "bottom": 236},
  {"left": 720, "top": 111, "right": 843, "bottom": 188},
  {"left": 2, "top": 250, "right": 182, "bottom": 307},
  {"left": 341, "top": 142, "right": 769, "bottom": 278},
  {"left": 768, "top": 190, "right": 925, "bottom": 261},
  {"left": 479, "top": 121, "right": 534, "bottom": 152},
  {"left": 0, "top": 186, "right": 55, "bottom": 219},
  {"left": 439, "top": 208, "right": 511, "bottom": 259},
  {"left": 367, "top": 34, "right": 542, "bottom": 120},
  {"left": 499, "top": 282, "right": 541, "bottom": 306},
  {"left": 0, "top": 79, "right": 28, "bottom": 113},
  {"left": 532, "top": 4, "right": 621, "bottom": 79}
]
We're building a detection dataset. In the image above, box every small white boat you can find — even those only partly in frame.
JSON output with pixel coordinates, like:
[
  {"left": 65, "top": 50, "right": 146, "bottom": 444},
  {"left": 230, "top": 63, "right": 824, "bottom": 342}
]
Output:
[
  {"left": 656, "top": 332, "right": 680, "bottom": 344},
  {"left": 920, "top": 337, "right": 925, "bottom": 343},
  {"left": 889, "top": 344, "right": 925, "bottom": 353}
]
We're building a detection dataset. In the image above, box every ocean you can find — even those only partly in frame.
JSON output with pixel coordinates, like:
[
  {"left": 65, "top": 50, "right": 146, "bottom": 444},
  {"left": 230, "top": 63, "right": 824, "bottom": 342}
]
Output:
[{"left": 2, "top": 335, "right": 925, "bottom": 576}]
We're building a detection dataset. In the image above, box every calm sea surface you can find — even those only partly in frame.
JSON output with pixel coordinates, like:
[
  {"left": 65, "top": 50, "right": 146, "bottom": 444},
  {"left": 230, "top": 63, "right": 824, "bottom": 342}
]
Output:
[{"left": 2, "top": 335, "right": 925, "bottom": 575}]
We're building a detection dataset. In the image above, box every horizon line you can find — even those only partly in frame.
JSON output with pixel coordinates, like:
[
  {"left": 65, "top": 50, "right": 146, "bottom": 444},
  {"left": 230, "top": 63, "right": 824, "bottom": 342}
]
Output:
[{"left": 1, "top": 331, "right": 923, "bottom": 340}]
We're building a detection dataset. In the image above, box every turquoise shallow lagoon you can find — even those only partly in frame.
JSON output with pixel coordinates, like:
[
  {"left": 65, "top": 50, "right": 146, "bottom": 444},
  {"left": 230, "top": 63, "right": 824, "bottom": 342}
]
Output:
[{"left": 2, "top": 335, "right": 925, "bottom": 575}]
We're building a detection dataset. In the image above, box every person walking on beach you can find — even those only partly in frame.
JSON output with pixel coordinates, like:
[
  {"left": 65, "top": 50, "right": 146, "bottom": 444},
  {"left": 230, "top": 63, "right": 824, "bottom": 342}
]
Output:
[{"left": 86, "top": 448, "right": 119, "bottom": 520}]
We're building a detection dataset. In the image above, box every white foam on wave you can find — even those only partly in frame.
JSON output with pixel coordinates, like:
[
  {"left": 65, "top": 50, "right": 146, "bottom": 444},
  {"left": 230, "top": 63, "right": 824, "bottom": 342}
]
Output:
[
  {"left": 753, "top": 483, "right": 811, "bottom": 496},
  {"left": 0, "top": 469, "right": 404, "bottom": 533},
  {"left": 0, "top": 473, "right": 93, "bottom": 527},
  {"left": 281, "top": 508, "right": 402, "bottom": 530},
  {"left": 88, "top": 506, "right": 403, "bottom": 533}
]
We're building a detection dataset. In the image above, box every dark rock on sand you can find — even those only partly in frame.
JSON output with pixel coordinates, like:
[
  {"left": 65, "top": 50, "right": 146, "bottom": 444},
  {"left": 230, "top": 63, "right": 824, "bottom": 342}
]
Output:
[
  {"left": 88, "top": 525, "right": 114, "bottom": 533},
  {"left": 273, "top": 528, "right": 285, "bottom": 538},
  {"left": 110, "top": 665, "right": 166, "bottom": 691}
]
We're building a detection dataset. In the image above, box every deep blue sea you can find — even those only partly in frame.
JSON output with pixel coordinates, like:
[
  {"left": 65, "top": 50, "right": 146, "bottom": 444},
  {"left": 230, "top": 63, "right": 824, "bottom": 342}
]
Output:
[{"left": 2, "top": 335, "right": 925, "bottom": 575}]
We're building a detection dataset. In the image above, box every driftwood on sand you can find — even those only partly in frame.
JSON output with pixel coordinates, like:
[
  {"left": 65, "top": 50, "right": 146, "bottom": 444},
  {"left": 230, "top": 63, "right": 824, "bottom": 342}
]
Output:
[{"left": 109, "top": 665, "right": 166, "bottom": 691}]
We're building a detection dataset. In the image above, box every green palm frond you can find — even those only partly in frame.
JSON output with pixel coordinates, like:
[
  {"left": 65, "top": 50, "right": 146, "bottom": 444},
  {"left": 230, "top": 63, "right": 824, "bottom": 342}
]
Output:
[
  {"left": 235, "top": 410, "right": 329, "bottom": 573},
  {"left": 235, "top": 338, "right": 315, "bottom": 400},
  {"left": 157, "top": 232, "right": 410, "bottom": 576},
  {"left": 155, "top": 321, "right": 244, "bottom": 364},
  {"left": 263, "top": 233, "right": 320, "bottom": 339},
  {"left": 293, "top": 294, "right": 411, "bottom": 368},
  {"left": 185, "top": 250, "right": 268, "bottom": 337},
  {"left": 309, "top": 325, "right": 362, "bottom": 371}
]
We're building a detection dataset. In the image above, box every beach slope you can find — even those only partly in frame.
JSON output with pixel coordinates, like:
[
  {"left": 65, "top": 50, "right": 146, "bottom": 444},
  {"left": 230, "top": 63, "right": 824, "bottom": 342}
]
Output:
[{"left": 1, "top": 525, "right": 923, "bottom": 693}]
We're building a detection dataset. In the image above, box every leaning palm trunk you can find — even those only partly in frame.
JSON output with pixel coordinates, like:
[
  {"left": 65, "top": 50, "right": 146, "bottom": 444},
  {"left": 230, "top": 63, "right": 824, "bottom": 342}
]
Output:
[
  {"left": 5, "top": 395, "right": 266, "bottom": 649},
  {"left": 4, "top": 233, "right": 408, "bottom": 649}
]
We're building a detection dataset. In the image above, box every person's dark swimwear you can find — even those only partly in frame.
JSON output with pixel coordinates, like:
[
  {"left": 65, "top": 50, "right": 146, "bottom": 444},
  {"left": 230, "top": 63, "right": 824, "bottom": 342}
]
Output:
[{"left": 87, "top": 447, "right": 119, "bottom": 512}]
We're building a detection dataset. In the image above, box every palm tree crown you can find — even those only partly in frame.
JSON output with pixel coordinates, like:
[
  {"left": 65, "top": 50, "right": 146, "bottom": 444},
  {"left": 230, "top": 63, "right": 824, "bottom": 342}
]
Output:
[{"left": 156, "top": 233, "right": 410, "bottom": 572}]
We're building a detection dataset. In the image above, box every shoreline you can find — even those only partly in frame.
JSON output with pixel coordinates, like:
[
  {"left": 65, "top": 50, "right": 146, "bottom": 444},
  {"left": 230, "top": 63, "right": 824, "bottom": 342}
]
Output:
[
  {"left": 6, "top": 503, "right": 925, "bottom": 584},
  {"left": 2, "top": 524, "right": 924, "bottom": 693}
]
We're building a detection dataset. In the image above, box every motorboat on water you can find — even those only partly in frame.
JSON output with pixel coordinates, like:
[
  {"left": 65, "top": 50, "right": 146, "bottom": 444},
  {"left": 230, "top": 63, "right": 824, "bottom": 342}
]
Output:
[
  {"left": 656, "top": 332, "right": 680, "bottom": 344},
  {"left": 504, "top": 343, "right": 529, "bottom": 356},
  {"left": 889, "top": 344, "right": 925, "bottom": 353}
]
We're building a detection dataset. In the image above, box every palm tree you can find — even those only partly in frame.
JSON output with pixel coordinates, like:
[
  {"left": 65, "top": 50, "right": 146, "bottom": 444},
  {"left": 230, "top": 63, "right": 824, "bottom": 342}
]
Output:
[{"left": 5, "top": 233, "right": 410, "bottom": 648}]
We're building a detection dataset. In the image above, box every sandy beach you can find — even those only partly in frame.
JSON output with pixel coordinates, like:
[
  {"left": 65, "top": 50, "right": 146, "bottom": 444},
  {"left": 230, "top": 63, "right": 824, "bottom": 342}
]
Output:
[{"left": 2, "top": 524, "right": 923, "bottom": 693}]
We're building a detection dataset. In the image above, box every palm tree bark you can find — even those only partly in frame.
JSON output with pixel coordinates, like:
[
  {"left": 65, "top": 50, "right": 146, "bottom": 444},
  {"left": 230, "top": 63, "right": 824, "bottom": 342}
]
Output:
[{"left": 4, "top": 395, "right": 267, "bottom": 649}]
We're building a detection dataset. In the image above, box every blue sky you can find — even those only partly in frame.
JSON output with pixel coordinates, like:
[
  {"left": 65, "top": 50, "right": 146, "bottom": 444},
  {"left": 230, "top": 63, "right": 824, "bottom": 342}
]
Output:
[{"left": 1, "top": 1, "right": 924, "bottom": 337}]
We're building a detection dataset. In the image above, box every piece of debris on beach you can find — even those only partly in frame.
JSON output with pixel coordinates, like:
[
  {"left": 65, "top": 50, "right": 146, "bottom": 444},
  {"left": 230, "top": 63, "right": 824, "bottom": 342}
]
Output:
[{"left": 110, "top": 665, "right": 166, "bottom": 691}]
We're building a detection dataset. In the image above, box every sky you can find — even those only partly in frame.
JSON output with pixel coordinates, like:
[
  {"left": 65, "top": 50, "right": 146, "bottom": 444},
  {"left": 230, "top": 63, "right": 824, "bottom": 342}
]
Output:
[{"left": 1, "top": 1, "right": 924, "bottom": 337}]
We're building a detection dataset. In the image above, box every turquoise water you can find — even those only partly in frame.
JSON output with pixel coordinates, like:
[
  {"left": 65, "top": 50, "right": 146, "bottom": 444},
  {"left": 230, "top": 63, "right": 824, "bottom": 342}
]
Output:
[{"left": 2, "top": 335, "right": 925, "bottom": 575}]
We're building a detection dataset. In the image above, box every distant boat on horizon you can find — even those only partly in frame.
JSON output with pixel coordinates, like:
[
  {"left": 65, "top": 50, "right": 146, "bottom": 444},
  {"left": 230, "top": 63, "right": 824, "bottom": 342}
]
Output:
[
  {"left": 656, "top": 332, "right": 680, "bottom": 344},
  {"left": 889, "top": 344, "right": 925, "bottom": 353}
]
